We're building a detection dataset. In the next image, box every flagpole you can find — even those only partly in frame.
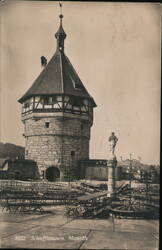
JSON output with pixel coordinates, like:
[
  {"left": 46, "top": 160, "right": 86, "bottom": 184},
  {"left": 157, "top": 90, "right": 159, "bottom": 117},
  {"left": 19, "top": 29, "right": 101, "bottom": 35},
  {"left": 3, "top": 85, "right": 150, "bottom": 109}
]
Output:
[{"left": 59, "top": 1, "right": 62, "bottom": 15}]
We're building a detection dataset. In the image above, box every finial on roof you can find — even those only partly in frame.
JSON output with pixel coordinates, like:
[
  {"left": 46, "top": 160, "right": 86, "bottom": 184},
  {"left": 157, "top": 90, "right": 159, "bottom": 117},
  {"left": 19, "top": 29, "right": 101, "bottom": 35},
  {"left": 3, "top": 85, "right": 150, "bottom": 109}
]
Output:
[
  {"left": 55, "top": 1, "right": 66, "bottom": 52},
  {"left": 59, "top": 14, "right": 63, "bottom": 25}
]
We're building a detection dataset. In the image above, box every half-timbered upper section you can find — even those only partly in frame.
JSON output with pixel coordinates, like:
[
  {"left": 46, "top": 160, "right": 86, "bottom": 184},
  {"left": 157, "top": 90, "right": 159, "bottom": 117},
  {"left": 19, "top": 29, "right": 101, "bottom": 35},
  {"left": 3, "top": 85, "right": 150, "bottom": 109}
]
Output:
[{"left": 18, "top": 14, "right": 96, "bottom": 122}]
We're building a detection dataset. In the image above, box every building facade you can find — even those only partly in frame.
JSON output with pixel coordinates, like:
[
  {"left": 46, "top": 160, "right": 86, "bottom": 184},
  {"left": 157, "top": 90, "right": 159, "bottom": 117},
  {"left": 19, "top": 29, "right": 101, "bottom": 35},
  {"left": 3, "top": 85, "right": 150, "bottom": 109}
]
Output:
[
  {"left": 18, "top": 14, "right": 96, "bottom": 181},
  {"left": 0, "top": 159, "right": 39, "bottom": 181}
]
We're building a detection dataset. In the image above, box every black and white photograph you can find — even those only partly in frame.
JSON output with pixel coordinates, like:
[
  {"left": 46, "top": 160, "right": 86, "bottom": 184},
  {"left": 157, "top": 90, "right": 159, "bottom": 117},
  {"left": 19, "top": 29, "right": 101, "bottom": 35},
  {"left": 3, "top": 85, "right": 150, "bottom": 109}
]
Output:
[{"left": 0, "top": 0, "right": 160, "bottom": 249}]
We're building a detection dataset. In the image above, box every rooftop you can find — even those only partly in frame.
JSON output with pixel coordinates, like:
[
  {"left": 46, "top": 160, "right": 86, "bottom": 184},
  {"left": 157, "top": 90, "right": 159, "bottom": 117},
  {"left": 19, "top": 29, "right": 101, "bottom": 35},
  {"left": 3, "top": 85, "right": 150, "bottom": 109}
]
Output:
[{"left": 18, "top": 14, "right": 96, "bottom": 107}]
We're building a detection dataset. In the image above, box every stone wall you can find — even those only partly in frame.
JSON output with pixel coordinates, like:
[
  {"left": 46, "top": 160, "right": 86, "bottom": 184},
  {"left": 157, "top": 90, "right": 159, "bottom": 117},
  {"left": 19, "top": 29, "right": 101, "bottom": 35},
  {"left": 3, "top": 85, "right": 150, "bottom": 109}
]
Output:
[
  {"left": 79, "top": 160, "right": 123, "bottom": 181},
  {"left": 24, "top": 115, "right": 91, "bottom": 181},
  {"left": 85, "top": 166, "right": 108, "bottom": 181},
  {"left": 25, "top": 116, "right": 90, "bottom": 138}
]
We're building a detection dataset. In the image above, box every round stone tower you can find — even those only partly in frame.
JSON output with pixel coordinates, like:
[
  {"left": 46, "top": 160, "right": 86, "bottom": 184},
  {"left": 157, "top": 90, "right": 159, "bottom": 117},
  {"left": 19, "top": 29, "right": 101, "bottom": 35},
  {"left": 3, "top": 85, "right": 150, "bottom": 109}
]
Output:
[{"left": 18, "top": 14, "right": 96, "bottom": 181}]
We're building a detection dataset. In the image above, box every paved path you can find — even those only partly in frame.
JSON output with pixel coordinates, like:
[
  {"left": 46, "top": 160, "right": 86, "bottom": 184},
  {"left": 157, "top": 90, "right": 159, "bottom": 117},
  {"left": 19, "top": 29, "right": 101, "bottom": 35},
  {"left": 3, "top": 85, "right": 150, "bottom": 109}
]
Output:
[{"left": 0, "top": 207, "right": 159, "bottom": 249}]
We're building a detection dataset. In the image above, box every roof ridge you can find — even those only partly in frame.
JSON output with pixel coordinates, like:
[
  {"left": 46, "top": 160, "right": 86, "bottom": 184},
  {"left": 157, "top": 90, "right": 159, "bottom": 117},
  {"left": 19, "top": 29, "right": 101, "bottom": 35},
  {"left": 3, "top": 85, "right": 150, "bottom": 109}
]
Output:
[{"left": 59, "top": 52, "right": 64, "bottom": 93}]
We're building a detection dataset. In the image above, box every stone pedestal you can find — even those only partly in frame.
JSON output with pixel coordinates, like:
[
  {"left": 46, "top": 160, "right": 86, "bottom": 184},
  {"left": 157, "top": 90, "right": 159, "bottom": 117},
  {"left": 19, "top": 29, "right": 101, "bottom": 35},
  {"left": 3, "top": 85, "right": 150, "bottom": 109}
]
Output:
[{"left": 107, "top": 156, "right": 117, "bottom": 197}]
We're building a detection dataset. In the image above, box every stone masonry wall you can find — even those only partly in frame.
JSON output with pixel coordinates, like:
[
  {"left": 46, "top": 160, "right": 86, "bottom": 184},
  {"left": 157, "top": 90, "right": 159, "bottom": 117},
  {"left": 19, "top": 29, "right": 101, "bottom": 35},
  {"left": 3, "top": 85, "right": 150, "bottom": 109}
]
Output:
[{"left": 24, "top": 116, "right": 91, "bottom": 181}]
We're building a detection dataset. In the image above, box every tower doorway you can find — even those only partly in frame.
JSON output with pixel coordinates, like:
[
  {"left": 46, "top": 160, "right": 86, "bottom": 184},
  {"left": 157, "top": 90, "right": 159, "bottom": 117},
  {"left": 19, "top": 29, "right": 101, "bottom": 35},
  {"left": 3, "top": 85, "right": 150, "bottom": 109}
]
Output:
[{"left": 46, "top": 166, "right": 60, "bottom": 182}]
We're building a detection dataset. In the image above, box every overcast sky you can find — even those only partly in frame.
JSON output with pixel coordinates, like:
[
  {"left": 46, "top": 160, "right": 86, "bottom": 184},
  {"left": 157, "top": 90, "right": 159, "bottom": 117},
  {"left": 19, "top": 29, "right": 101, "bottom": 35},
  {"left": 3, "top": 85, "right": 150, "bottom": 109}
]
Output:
[{"left": 0, "top": 1, "right": 161, "bottom": 164}]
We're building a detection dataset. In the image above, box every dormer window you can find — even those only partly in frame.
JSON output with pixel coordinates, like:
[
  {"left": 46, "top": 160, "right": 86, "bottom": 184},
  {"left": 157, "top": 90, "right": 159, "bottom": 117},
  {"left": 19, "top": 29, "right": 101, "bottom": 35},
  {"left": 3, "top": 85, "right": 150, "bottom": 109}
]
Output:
[
  {"left": 69, "top": 74, "right": 83, "bottom": 91},
  {"left": 74, "top": 83, "right": 83, "bottom": 90}
]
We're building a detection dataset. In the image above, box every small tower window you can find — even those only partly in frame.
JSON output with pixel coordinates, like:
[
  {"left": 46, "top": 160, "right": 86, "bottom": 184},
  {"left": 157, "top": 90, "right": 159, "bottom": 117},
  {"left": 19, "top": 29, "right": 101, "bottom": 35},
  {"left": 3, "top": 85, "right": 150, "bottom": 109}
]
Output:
[
  {"left": 81, "top": 124, "right": 84, "bottom": 130},
  {"left": 43, "top": 97, "right": 50, "bottom": 105},
  {"left": 71, "top": 151, "right": 75, "bottom": 157},
  {"left": 42, "top": 96, "right": 56, "bottom": 105},
  {"left": 24, "top": 101, "right": 30, "bottom": 108},
  {"left": 83, "top": 99, "right": 88, "bottom": 105},
  {"left": 42, "top": 171, "right": 45, "bottom": 180},
  {"left": 45, "top": 122, "right": 50, "bottom": 128}
]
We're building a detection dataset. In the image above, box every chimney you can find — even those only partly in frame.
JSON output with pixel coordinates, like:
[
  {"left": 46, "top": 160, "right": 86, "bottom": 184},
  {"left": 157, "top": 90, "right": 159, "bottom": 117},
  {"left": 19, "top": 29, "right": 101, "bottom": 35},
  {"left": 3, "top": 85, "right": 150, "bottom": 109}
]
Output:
[{"left": 40, "top": 56, "right": 47, "bottom": 68}]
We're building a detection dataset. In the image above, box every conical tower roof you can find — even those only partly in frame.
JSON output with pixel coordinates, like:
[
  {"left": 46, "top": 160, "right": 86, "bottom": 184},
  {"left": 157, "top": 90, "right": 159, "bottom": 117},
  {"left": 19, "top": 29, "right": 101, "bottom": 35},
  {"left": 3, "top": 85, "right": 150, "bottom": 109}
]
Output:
[{"left": 18, "top": 15, "right": 96, "bottom": 107}]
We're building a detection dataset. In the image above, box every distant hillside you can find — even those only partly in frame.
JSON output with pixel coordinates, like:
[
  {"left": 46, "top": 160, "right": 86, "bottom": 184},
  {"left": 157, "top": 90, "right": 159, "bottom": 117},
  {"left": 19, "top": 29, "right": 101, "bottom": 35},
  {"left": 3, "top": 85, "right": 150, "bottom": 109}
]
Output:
[{"left": 0, "top": 143, "right": 25, "bottom": 159}]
